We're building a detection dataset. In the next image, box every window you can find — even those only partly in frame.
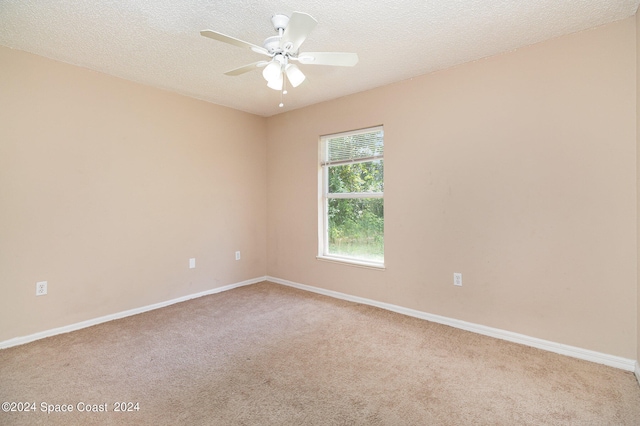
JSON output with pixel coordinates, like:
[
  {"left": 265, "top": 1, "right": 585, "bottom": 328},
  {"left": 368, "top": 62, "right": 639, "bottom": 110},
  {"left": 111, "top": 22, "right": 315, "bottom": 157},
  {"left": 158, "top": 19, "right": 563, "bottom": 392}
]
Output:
[{"left": 318, "top": 126, "right": 384, "bottom": 267}]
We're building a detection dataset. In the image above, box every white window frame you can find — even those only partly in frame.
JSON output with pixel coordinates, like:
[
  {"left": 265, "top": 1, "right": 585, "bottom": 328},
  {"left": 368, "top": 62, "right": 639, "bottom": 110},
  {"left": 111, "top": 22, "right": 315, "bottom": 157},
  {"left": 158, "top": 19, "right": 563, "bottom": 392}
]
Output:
[{"left": 317, "top": 126, "right": 385, "bottom": 269}]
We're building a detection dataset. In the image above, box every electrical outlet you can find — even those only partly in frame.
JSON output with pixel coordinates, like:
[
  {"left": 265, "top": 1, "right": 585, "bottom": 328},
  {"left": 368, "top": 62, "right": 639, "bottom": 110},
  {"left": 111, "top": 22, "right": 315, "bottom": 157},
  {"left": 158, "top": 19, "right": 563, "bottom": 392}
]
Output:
[
  {"left": 454, "top": 273, "right": 462, "bottom": 287},
  {"left": 235, "top": 251, "right": 241, "bottom": 261},
  {"left": 36, "top": 281, "right": 47, "bottom": 296},
  {"left": 189, "top": 258, "right": 196, "bottom": 269}
]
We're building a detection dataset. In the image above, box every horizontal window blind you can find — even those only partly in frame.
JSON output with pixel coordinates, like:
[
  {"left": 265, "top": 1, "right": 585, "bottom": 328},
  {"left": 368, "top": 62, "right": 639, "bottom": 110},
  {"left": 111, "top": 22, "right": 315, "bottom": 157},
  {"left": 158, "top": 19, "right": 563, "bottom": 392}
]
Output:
[{"left": 321, "top": 126, "right": 384, "bottom": 166}]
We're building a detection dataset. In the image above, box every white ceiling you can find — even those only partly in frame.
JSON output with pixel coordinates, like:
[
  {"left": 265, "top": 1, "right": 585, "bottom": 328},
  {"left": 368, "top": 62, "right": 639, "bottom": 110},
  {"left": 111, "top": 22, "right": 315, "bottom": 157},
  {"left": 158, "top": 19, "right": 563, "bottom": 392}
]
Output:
[{"left": 1, "top": 1, "right": 639, "bottom": 117}]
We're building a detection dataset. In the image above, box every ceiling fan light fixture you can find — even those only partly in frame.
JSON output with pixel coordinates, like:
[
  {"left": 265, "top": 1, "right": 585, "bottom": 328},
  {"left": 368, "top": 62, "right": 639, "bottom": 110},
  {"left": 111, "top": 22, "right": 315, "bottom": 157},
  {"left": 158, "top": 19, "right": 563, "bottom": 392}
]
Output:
[
  {"left": 262, "top": 61, "right": 282, "bottom": 83},
  {"left": 267, "top": 73, "right": 283, "bottom": 90},
  {"left": 285, "top": 64, "right": 305, "bottom": 87}
]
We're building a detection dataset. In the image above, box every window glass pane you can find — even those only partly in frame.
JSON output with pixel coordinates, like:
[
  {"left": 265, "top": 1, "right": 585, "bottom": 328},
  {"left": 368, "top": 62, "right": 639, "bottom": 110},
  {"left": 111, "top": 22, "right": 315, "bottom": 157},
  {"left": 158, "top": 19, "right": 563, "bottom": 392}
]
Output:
[
  {"left": 328, "top": 160, "right": 383, "bottom": 194},
  {"left": 328, "top": 198, "right": 384, "bottom": 262}
]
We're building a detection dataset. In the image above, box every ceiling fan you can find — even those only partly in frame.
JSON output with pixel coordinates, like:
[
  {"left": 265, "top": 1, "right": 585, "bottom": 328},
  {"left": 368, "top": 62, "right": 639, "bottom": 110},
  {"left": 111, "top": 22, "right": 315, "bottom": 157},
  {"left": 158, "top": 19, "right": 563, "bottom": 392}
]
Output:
[{"left": 201, "top": 12, "right": 358, "bottom": 107}]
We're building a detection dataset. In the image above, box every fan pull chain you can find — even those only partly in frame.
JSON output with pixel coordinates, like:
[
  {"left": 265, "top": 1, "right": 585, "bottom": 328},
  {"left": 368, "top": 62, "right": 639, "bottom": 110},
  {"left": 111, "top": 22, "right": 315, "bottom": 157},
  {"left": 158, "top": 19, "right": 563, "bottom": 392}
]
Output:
[{"left": 279, "top": 74, "right": 287, "bottom": 107}]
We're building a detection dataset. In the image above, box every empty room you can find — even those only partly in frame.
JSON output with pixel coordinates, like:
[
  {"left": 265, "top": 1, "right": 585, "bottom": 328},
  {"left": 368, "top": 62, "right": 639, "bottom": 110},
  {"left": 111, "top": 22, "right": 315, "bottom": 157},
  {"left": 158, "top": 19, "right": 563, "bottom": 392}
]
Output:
[{"left": 2, "top": 1, "right": 640, "bottom": 424}]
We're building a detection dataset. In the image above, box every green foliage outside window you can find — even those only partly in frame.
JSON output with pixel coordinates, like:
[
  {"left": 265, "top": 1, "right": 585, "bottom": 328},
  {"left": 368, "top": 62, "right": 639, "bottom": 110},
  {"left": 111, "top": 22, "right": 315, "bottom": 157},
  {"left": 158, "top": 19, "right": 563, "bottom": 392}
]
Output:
[{"left": 327, "top": 160, "right": 384, "bottom": 261}]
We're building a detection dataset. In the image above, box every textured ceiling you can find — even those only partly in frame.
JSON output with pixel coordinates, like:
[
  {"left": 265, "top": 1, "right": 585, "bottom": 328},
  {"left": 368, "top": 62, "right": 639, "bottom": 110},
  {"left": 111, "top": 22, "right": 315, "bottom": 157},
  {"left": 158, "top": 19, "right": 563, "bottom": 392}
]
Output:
[{"left": 1, "top": 1, "right": 639, "bottom": 117}]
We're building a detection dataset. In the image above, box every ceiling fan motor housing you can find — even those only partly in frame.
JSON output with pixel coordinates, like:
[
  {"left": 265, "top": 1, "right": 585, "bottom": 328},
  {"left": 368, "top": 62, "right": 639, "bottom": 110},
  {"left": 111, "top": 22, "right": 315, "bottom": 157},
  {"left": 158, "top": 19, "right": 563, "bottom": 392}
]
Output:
[
  {"left": 264, "top": 14, "right": 296, "bottom": 55},
  {"left": 263, "top": 35, "right": 282, "bottom": 53}
]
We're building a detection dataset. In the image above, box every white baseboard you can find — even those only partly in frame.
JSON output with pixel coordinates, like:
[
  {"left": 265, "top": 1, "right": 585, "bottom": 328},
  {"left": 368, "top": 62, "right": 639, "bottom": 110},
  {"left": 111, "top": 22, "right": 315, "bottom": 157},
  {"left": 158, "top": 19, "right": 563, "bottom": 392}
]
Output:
[
  {"left": 4, "top": 275, "right": 638, "bottom": 375},
  {"left": 0, "top": 276, "right": 267, "bottom": 350},
  {"left": 267, "top": 276, "right": 637, "bottom": 372}
]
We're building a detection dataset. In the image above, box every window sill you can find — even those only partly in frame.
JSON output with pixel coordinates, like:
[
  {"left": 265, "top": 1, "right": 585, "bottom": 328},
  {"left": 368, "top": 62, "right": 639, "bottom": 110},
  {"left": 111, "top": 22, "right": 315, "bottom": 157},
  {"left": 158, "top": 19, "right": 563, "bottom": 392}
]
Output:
[{"left": 316, "top": 255, "right": 386, "bottom": 270}]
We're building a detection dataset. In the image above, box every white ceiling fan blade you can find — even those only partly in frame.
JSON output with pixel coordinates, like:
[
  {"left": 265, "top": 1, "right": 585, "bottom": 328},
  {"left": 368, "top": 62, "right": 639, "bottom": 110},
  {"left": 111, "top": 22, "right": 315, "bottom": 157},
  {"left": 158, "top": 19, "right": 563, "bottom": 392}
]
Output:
[
  {"left": 200, "top": 30, "right": 270, "bottom": 56},
  {"left": 280, "top": 12, "right": 317, "bottom": 53},
  {"left": 224, "top": 61, "right": 269, "bottom": 76},
  {"left": 297, "top": 52, "right": 359, "bottom": 67}
]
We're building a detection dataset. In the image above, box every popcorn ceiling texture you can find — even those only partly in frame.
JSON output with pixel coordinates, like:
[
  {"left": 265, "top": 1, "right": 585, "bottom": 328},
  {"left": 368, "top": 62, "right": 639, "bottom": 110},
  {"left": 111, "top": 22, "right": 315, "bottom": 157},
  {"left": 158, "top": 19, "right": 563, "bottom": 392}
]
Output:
[{"left": 0, "top": 0, "right": 638, "bottom": 116}]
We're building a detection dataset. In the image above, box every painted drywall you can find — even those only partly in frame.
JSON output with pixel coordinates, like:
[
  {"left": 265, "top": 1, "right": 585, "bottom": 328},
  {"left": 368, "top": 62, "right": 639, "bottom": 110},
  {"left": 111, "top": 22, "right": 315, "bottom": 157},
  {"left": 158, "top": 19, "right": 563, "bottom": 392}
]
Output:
[
  {"left": 267, "top": 18, "right": 637, "bottom": 358},
  {"left": 0, "top": 46, "right": 267, "bottom": 342},
  {"left": 1, "top": 16, "right": 637, "bottom": 362},
  {"left": 637, "top": 9, "right": 640, "bottom": 369}
]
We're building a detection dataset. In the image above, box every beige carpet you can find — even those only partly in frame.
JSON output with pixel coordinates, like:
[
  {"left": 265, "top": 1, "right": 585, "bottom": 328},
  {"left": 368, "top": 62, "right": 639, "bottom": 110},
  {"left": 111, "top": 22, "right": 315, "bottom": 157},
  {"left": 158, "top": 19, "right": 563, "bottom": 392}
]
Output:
[{"left": 1, "top": 281, "right": 639, "bottom": 425}]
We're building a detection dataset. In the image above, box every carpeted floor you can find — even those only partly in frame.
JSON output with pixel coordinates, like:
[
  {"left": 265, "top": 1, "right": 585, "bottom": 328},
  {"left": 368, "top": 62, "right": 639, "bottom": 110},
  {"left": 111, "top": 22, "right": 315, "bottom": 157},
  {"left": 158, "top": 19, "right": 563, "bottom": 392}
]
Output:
[{"left": 1, "top": 281, "right": 639, "bottom": 425}]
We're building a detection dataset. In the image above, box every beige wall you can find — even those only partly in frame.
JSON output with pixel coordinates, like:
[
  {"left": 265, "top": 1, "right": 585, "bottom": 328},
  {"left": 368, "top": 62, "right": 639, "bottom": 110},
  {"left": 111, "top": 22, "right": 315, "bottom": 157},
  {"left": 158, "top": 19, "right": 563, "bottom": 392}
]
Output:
[
  {"left": 637, "top": 10, "right": 640, "bottom": 367},
  {"left": 0, "top": 46, "right": 267, "bottom": 342},
  {"left": 267, "top": 18, "right": 637, "bottom": 358},
  {"left": 1, "top": 17, "right": 638, "bottom": 361}
]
